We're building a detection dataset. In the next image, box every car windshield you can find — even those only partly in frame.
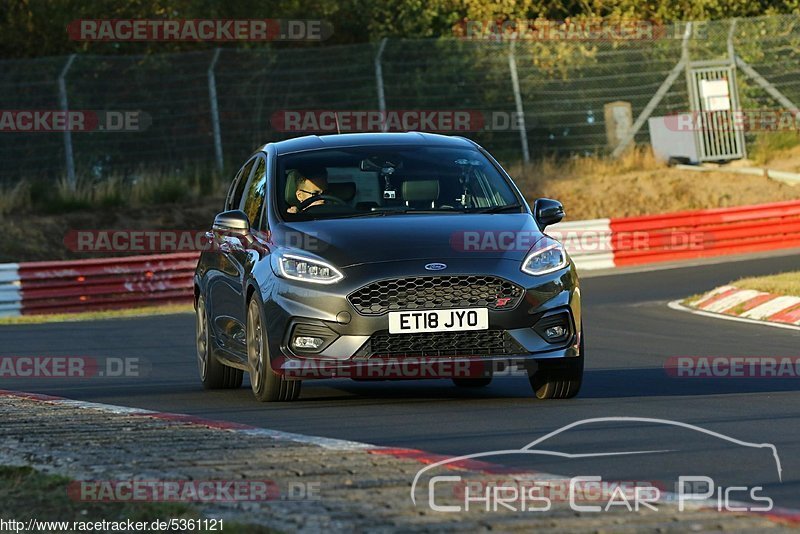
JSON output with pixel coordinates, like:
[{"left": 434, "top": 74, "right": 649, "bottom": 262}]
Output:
[{"left": 277, "top": 145, "right": 521, "bottom": 220}]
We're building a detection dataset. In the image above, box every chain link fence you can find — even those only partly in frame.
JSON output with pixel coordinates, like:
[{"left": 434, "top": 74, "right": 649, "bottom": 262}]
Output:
[{"left": 1, "top": 15, "right": 799, "bottom": 184}]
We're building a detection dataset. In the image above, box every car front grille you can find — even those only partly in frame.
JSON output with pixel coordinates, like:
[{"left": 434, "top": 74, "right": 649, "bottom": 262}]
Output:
[
  {"left": 347, "top": 275, "right": 524, "bottom": 316},
  {"left": 356, "top": 330, "right": 525, "bottom": 358}
]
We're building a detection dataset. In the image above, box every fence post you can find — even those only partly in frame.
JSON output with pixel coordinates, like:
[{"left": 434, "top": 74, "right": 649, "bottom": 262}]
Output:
[
  {"left": 508, "top": 41, "right": 530, "bottom": 163},
  {"left": 208, "top": 48, "right": 224, "bottom": 172},
  {"left": 58, "top": 54, "right": 77, "bottom": 191},
  {"left": 611, "top": 22, "right": 693, "bottom": 158},
  {"left": 374, "top": 38, "right": 388, "bottom": 132},
  {"left": 726, "top": 19, "right": 737, "bottom": 62}
]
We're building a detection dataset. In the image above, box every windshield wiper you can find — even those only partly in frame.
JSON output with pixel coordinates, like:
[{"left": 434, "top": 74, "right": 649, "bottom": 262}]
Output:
[
  {"left": 471, "top": 203, "right": 524, "bottom": 213},
  {"left": 329, "top": 208, "right": 464, "bottom": 219},
  {"left": 331, "top": 208, "right": 413, "bottom": 218},
  {"left": 324, "top": 206, "right": 522, "bottom": 219}
]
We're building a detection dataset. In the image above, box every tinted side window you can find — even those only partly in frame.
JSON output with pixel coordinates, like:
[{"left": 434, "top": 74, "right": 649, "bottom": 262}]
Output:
[
  {"left": 226, "top": 158, "right": 256, "bottom": 211},
  {"left": 242, "top": 157, "right": 267, "bottom": 227}
]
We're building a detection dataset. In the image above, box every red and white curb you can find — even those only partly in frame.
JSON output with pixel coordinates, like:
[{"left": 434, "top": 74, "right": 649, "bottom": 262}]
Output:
[
  {"left": 1, "top": 389, "right": 798, "bottom": 526},
  {"left": 669, "top": 286, "right": 800, "bottom": 331}
]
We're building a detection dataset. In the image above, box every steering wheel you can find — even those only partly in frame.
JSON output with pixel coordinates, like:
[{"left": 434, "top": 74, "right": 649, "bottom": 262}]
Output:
[{"left": 297, "top": 194, "right": 347, "bottom": 211}]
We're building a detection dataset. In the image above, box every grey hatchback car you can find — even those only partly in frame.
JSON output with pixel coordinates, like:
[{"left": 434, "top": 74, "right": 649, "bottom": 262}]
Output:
[{"left": 194, "top": 132, "right": 583, "bottom": 402}]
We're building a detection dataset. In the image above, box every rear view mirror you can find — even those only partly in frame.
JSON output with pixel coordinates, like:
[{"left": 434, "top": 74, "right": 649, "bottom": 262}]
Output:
[
  {"left": 533, "top": 198, "right": 565, "bottom": 230},
  {"left": 213, "top": 210, "right": 250, "bottom": 235},
  {"left": 359, "top": 158, "right": 381, "bottom": 172},
  {"left": 359, "top": 155, "right": 402, "bottom": 172}
]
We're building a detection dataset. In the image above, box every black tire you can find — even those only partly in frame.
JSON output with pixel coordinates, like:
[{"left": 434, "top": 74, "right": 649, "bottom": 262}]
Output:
[
  {"left": 247, "top": 298, "right": 302, "bottom": 402},
  {"left": 196, "top": 295, "right": 243, "bottom": 389},
  {"left": 529, "top": 324, "right": 584, "bottom": 400},
  {"left": 452, "top": 377, "right": 492, "bottom": 388}
]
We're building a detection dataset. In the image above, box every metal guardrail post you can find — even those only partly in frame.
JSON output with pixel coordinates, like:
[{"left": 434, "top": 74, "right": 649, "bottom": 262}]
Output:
[
  {"left": 735, "top": 56, "right": 799, "bottom": 114},
  {"left": 208, "top": 48, "right": 224, "bottom": 172},
  {"left": 58, "top": 54, "right": 77, "bottom": 191},
  {"left": 612, "top": 23, "right": 693, "bottom": 158},
  {"left": 508, "top": 41, "right": 530, "bottom": 163},
  {"left": 726, "top": 19, "right": 737, "bottom": 63},
  {"left": 374, "top": 38, "right": 388, "bottom": 132}
]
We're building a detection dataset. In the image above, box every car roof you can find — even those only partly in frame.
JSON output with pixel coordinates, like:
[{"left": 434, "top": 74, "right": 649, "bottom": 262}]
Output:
[{"left": 262, "top": 132, "right": 477, "bottom": 155}]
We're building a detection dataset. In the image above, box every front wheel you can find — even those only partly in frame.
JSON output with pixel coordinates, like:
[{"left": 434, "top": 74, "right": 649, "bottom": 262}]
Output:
[
  {"left": 529, "top": 324, "right": 584, "bottom": 399},
  {"left": 246, "top": 298, "right": 301, "bottom": 402},
  {"left": 196, "top": 295, "right": 243, "bottom": 389}
]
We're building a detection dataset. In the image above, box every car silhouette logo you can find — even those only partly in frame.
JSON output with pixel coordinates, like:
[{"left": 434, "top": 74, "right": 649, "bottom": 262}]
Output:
[{"left": 424, "top": 263, "right": 447, "bottom": 271}]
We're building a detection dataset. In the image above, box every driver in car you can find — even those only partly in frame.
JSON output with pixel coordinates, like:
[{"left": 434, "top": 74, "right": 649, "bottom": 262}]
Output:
[{"left": 287, "top": 168, "right": 328, "bottom": 213}]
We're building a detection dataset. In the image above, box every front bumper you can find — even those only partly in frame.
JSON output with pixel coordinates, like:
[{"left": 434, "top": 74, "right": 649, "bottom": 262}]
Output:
[{"left": 260, "top": 256, "right": 581, "bottom": 377}]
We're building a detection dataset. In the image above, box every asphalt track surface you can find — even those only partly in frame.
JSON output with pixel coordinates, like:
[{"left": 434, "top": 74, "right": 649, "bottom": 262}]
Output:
[{"left": 2, "top": 252, "right": 799, "bottom": 510}]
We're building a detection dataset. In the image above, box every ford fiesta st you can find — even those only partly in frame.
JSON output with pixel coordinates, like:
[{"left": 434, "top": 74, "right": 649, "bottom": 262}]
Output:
[{"left": 194, "top": 132, "right": 583, "bottom": 402}]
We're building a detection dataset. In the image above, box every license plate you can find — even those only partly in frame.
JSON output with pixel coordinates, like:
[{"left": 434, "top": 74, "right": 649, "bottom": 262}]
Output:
[{"left": 388, "top": 308, "right": 489, "bottom": 334}]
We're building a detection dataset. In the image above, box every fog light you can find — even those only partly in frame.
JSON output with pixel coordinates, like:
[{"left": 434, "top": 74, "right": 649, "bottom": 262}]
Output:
[
  {"left": 533, "top": 311, "right": 573, "bottom": 344},
  {"left": 545, "top": 326, "right": 567, "bottom": 340},
  {"left": 293, "top": 336, "right": 324, "bottom": 350}
]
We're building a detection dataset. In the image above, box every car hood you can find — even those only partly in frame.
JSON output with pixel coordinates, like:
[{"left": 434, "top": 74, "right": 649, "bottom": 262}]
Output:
[{"left": 272, "top": 213, "right": 544, "bottom": 267}]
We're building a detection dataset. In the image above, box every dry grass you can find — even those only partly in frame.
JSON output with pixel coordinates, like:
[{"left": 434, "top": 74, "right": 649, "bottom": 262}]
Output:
[
  {"left": 507, "top": 146, "right": 800, "bottom": 220},
  {"left": 0, "top": 181, "right": 31, "bottom": 217},
  {"left": 0, "top": 303, "right": 193, "bottom": 325},
  {"left": 731, "top": 272, "right": 800, "bottom": 297},
  {"left": 750, "top": 131, "right": 800, "bottom": 166},
  {"left": 0, "top": 166, "right": 226, "bottom": 218},
  {"left": 1, "top": 141, "right": 800, "bottom": 251}
]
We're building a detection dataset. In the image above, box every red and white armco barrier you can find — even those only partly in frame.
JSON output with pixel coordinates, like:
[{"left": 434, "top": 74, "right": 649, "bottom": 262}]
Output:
[
  {"left": 0, "top": 199, "right": 799, "bottom": 317},
  {"left": 0, "top": 253, "right": 197, "bottom": 317},
  {"left": 550, "top": 199, "right": 800, "bottom": 271}
]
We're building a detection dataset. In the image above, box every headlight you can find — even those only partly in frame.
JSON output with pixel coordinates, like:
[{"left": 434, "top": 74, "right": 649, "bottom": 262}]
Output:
[
  {"left": 273, "top": 251, "right": 344, "bottom": 284},
  {"left": 521, "top": 238, "right": 568, "bottom": 275}
]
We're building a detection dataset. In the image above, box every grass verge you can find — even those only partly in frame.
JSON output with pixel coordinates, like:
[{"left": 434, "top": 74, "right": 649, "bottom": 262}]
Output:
[
  {"left": 0, "top": 466, "right": 272, "bottom": 533},
  {"left": 730, "top": 272, "right": 800, "bottom": 297},
  {"left": 0, "top": 165, "right": 226, "bottom": 218},
  {"left": 507, "top": 145, "right": 800, "bottom": 220},
  {"left": 0, "top": 304, "right": 193, "bottom": 326}
]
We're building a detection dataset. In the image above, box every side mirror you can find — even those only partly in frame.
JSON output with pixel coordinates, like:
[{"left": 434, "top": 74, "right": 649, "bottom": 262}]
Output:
[
  {"left": 213, "top": 210, "right": 250, "bottom": 235},
  {"left": 533, "top": 198, "right": 565, "bottom": 230}
]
